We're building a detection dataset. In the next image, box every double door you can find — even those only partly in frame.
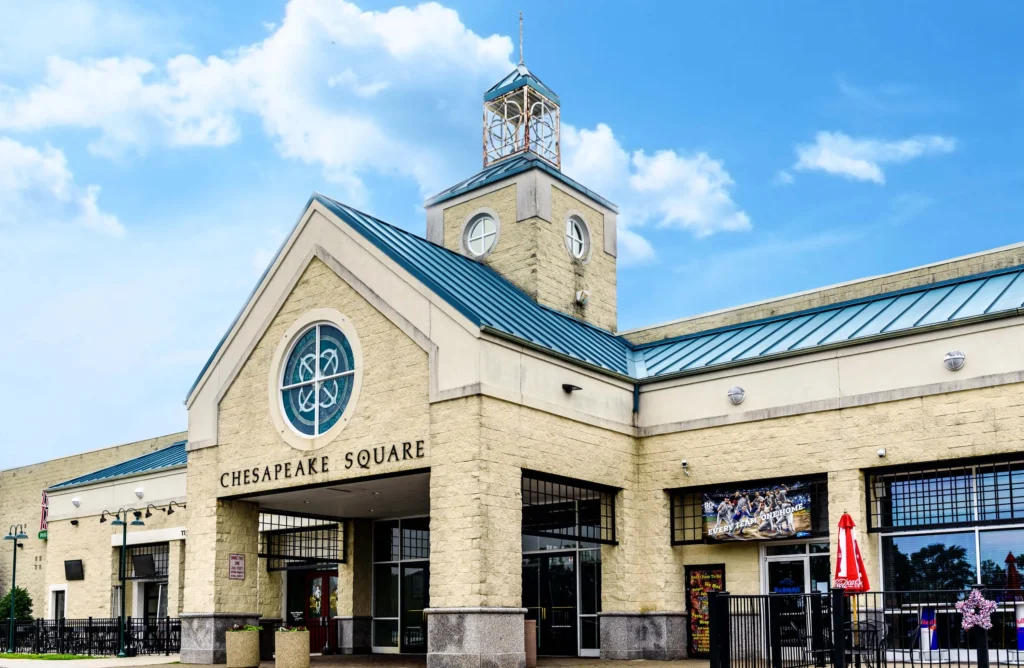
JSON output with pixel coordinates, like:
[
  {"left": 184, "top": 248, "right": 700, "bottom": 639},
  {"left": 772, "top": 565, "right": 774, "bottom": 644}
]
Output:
[
  {"left": 304, "top": 571, "right": 338, "bottom": 653},
  {"left": 523, "top": 553, "right": 578, "bottom": 656}
]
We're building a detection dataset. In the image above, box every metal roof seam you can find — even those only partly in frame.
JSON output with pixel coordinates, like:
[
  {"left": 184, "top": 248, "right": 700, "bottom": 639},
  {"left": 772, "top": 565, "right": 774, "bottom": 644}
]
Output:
[
  {"left": 946, "top": 277, "right": 990, "bottom": 322},
  {"left": 986, "top": 272, "right": 1023, "bottom": 314}
]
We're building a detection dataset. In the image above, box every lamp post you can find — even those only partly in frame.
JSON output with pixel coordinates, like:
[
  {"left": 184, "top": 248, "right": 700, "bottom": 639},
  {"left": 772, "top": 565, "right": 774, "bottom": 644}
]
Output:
[
  {"left": 100, "top": 509, "right": 145, "bottom": 657},
  {"left": 4, "top": 524, "right": 29, "bottom": 653}
]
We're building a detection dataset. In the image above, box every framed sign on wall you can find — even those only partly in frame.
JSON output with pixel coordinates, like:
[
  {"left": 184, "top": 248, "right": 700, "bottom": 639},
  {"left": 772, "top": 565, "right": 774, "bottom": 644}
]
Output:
[{"left": 685, "top": 564, "right": 726, "bottom": 657}]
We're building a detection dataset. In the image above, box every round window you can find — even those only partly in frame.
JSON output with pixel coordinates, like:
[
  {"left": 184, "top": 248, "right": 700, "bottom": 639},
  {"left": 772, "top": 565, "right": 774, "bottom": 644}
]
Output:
[
  {"left": 465, "top": 214, "right": 497, "bottom": 257},
  {"left": 565, "top": 216, "right": 588, "bottom": 260},
  {"left": 280, "top": 323, "right": 356, "bottom": 437}
]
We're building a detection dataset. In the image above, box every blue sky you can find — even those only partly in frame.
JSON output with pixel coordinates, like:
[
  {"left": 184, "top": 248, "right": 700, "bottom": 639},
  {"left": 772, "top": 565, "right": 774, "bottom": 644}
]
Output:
[{"left": 2, "top": 1, "right": 1022, "bottom": 466}]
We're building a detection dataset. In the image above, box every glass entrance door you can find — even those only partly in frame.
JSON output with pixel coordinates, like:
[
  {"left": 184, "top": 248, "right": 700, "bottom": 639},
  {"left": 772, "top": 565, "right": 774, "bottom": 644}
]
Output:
[
  {"left": 522, "top": 553, "right": 578, "bottom": 656},
  {"left": 400, "top": 564, "right": 428, "bottom": 653}
]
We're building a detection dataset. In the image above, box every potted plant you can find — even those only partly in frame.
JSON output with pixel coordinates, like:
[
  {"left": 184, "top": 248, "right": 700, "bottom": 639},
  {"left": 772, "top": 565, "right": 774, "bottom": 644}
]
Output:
[
  {"left": 275, "top": 626, "right": 310, "bottom": 668},
  {"left": 226, "top": 624, "right": 262, "bottom": 668}
]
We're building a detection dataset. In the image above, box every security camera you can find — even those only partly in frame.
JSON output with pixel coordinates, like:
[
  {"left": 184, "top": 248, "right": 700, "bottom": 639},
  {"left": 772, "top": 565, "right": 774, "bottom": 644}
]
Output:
[{"left": 681, "top": 460, "right": 688, "bottom": 468}]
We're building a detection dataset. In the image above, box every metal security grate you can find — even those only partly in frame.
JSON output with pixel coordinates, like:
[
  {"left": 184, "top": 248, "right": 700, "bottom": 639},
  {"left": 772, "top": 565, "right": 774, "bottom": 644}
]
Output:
[
  {"left": 670, "top": 476, "right": 829, "bottom": 545},
  {"left": 868, "top": 455, "right": 1024, "bottom": 532},
  {"left": 123, "top": 544, "right": 169, "bottom": 580},
  {"left": 259, "top": 511, "right": 345, "bottom": 572},
  {"left": 521, "top": 471, "right": 616, "bottom": 545}
]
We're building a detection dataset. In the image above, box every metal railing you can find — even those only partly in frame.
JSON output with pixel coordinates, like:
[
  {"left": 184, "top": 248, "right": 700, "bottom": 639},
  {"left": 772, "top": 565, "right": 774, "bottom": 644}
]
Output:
[
  {"left": 710, "top": 588, "right": 1024, "bottom": 668},
  {"left": 0, "top": 617, "right": 180, "bottom": 656}
]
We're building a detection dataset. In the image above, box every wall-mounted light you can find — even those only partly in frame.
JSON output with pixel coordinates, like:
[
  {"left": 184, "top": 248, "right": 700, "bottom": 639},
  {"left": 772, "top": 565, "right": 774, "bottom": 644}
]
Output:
[
  {"left": 70, "top": 520, "right": 79, "bottom": 527},
  {"left": 877, "top": 448, "right": 887, "bottom": 458},
  {"left": 562, "top": 383, "right": 582, "bottom": 394},
  {"left": 727, "top": 386, "right": 746, "bottom": 405},
  {"left": 134, "top": 488, "right": 144, "bottom": 499},
  {"left": 943, "top": 350, "right": 966, "bottom": 371},
  {"left": 575, "top": 290, "right": 590, "bottom": 307},
  {"left": 71, "top": 497, "right": 81, "bottom": 508}
]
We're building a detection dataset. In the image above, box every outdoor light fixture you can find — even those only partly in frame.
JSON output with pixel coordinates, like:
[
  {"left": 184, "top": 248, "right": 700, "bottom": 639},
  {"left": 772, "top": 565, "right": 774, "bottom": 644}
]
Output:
[
  {"left": 575, "top": 289, "right": 590, "bottom": 306},
  {"left": 165, "top": 501, "right": 186, "bottom": 516},
  {"left": 71, "top": 497, "right": 81, "bottom": 508},
  {"left": 134, "top": 487, "right": 144, "bottom": 499},
  {"left": 99, "top": 508, "right": 145, "bottom": 657},
  {"left": 144, "top": 504, "right": 164, "bottom": 519},
  {"left": 943, "top": 350, "right": 966, "bottom": 371},
  {"left": 727, "top": 386, "right": 746, "bottom": 405},
  {"left": 877, "top": 448, "right": 887, "bottom": 458},
  {"left": 70, "top": 520, "right": 79, "bottom": 527},
  {"left": 5, "top": 524, "right": 29, "bottom": 651},
  {"left": 562, "top": 383, "right": 582, "bottom": 393}
]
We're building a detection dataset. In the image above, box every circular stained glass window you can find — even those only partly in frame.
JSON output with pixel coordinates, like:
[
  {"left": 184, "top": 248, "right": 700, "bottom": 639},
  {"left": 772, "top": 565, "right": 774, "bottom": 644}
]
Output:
[{"left": 280, "top": 323, "right": 355, "bottom": 437}]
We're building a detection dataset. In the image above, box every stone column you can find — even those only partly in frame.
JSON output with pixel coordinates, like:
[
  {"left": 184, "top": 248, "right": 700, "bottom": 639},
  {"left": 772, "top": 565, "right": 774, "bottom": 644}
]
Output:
[
  {"left": 426, "top": 396, "right": 525, "bottom": 668},
  {"left": 335, "top": 518, "right": 372, "bottom": 653},
  {"left": 181, "top": 453, "right": 262, "bottom": 665},
  {"left": 166, "top": 539, "right": 185, "bottom": 617}
]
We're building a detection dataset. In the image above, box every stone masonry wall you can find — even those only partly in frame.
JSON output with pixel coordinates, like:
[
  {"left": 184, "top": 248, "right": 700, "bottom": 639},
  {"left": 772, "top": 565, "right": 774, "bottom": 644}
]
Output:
[
  {"left": 0, "top": 431, "right": 185, "bottom": 618},
  {"left": 440, "top": 183, "right": 618, "bottom": 331},
  {"left": 638, "top": 381, "right": 1024, "bottom": 606},
  {"left": 43, "top": 506, "right": 188, "bottom": 619},
  {"left": 625, "top": 243, "right": 1024, "bottom": 344},
  {"left": 545, "top": 187, "right": 616, "bottom": 332}
]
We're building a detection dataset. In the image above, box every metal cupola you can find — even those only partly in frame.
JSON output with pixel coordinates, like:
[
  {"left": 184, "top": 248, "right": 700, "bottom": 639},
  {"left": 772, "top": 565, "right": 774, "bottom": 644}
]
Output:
[{"left": 482, "top": 14, "right": 561, "bottom": 169}]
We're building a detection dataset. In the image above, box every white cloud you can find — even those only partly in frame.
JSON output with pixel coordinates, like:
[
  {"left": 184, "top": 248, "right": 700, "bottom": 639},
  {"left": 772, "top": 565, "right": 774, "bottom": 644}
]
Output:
[
  {"left": 0, "top": 136, "right": 123, "bottom": 237},
  {"left": 773, "top": 170, "right": 794, "bottom": 186},
  {"left": 794, "top": 131, "right": 957, "bottom": 184},
  {"left": 562, "top": 123, "right": 751, "bottom": 264},
  {"left": 0, "top": 0, "right": 515, "bottom": 198}
]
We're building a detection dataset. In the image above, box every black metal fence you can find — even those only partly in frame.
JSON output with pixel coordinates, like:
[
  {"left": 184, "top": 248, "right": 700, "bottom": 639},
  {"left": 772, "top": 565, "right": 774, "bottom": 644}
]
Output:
[
  {"left": 0, "top": 617, "right": 180, "bottom": 656},
  {"left": 710, "top": 587, "right": 1024, "bottom": 668}
]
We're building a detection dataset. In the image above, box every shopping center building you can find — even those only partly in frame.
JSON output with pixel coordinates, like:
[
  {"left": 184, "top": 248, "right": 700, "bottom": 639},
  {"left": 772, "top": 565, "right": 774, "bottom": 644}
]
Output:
[{"left": 4, "top": 60, "right": 1024, "bottom": 667}]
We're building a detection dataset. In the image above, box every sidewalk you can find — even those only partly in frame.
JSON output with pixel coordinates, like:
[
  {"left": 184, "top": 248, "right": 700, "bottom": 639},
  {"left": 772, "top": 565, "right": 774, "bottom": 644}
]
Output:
[{"left": 0, "top": 656, "right": 179, "bottom": 668}]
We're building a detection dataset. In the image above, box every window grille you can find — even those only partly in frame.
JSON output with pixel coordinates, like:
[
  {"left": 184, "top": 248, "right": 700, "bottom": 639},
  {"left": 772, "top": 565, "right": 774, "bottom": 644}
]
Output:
[
  {"left": 122, "top": 543, "right": 170, "bottom": 579},
  {"left": 521, "top": 471, "right": 617, "bottom": 545},
  {"left": 670, "top": 476, "right": 829, "bottom": 545},
  {"left": 868, "top": 455, "right": 1024, "bottom": 532},
  {"left": 258, "top": 511, "right": 345, "bottom": 572}
]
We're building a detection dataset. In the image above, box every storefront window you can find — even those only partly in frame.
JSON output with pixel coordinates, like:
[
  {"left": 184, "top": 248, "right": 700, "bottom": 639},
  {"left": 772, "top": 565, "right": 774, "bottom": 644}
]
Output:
[
  {"left": 872, "top": 458, "right": 1024, "bottom": 591},
  {"left": 372, "top": 518, "right": 429, "bottom": 653},
  {"left": 882, "top": 532, "right": 977, "bottom": 590},
  {"left": 979, "top": 528, "right": 1024, "bottom": 587}
]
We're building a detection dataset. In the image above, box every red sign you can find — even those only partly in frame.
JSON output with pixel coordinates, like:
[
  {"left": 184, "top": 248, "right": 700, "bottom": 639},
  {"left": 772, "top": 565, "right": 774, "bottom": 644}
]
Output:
[
  {"left": 686, "top": 564, "right": 726, "bottom": 657},
  {"left": 228, "top": 554, "right": 245, "bottom": 580}
]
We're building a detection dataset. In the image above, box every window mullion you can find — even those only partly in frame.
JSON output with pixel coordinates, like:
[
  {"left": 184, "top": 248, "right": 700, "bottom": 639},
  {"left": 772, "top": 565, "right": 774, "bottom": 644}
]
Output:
[{"left": 314, "top": 325, "right": 321, "bottom": 435}]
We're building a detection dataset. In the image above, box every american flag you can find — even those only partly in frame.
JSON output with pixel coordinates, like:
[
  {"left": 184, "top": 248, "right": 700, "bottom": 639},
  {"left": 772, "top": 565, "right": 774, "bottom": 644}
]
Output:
[{"left": 40, "top": 490, "right": 48, "bottom": 531}]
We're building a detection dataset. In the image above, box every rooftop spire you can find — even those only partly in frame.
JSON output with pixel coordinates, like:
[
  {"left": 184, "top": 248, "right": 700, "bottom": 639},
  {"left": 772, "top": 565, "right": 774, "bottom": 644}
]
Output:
[{"left": 518, "top": 11, "right": 524, "bottom": 65}]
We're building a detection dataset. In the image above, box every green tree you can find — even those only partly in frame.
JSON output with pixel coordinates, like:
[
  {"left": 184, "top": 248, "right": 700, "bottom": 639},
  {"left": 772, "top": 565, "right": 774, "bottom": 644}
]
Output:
[
  {"left": 0, "top": 586, "right": 34, "bottom": 619},
  {"left": 908, "top": 543, "right": 975, "bottom": 590}
]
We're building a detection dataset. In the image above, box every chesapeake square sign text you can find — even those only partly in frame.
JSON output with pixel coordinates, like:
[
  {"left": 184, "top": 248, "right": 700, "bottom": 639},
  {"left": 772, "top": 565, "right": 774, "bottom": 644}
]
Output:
[{"left": 220, "top": 440, "right": 426, "bottom": 488}]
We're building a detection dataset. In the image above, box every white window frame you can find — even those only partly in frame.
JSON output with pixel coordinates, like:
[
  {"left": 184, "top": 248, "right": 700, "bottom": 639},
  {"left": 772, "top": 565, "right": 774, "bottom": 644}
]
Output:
[
  {"left": 459, "top": 209, "right": 501, "bottom": 260},
  {"left": 563, "top": 212, "right": 592, "bottom": 262}
]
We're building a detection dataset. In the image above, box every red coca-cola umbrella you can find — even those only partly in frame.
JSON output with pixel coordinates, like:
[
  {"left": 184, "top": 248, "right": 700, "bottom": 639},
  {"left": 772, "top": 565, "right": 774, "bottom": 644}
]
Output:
[
  {"left": 1006, "top": 552, "right": 1022, "bottom": 591},
  {"left": 834, "top": 512, "right": 870, "bottom": 592}
]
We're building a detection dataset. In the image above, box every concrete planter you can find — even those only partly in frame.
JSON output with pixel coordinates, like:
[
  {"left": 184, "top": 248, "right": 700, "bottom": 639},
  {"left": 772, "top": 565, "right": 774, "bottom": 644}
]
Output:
[
  {"left": 275, "top": 630, "right": 310, "bottom": 668},
  {"left": 226, "top": 630, "right": 260, "bottom": 668}
]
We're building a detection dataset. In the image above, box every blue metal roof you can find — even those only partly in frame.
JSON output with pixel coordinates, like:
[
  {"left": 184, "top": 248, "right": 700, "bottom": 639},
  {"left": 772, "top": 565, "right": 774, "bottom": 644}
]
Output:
[
  {"left": 315, "top": 195, "right": 632, "bottom": 376},
  {"left": 484, "top": 64, "right": 559, "bottom": 105},
  {"left": 49, "top": 441, "right": 188, "bottom": 490},
  {"left": 423, "top": 153, "right": 618, "bottom": 212},
  {"left": 634, "top": 265, "right": 1024, "bottom": 379},
  {"left": 185, "top": 191, "right": 1024, "bottom": 402}
]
